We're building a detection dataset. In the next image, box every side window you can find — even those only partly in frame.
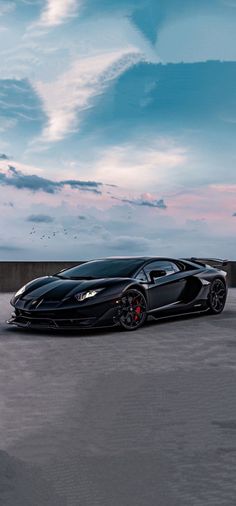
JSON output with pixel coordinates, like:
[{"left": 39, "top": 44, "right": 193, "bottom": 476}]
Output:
[
  {"left": 135, "top": 269, "right": 148, "bottom": 283},
  {"left": 144, "top": 261, "right": 180, "bottom": 282}
]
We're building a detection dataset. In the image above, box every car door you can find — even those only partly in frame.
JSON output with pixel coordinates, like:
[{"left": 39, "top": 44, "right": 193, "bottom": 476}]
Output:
[{"left": 144, "top": 260, "right": 187, "bottom": 311}]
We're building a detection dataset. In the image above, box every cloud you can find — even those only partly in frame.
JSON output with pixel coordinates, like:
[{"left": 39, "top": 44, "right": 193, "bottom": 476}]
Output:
[
  {"left": 91, "top": 139, "right": 187, "bottom": 190},
  {"left": 33, "top": 49, "right": 143, "bottom": 144},
  {"left": 1, "top": 0, "right": 236, "bottom": 261},
  {"left": 62, "top": 179, "right": 102, "bottom": 193},
  {"left": 27, "top": 213, "right": 54, "bottom": 223},
  {"left": 0, "top": 165, "right": 59, "bottom": 193},
  {"left": 36, "top": 0, "right": 80, "bottom": 28},
  {"left": 0, "top": 165, "right": 103, "bottom": 194},
  {"left": 113, "top": 195, "right": 167, "bottom": 209}
]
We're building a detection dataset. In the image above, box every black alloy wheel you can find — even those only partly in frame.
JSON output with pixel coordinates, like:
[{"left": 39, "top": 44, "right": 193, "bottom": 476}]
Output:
[
  {"left": 118, "top": 289, "right": 147, "bottom": 330},
  {"left": 208, "top": 278, "right": 227, "bottom": 314}
]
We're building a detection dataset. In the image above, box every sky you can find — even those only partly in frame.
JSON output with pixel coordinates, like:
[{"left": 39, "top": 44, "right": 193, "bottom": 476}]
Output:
[{"left": 0, "top": 0, "right": 236, "bottom": 260}]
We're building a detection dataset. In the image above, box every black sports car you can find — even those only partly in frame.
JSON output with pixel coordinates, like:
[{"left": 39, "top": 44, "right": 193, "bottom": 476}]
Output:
[{"left": 8, "top": 256, "right": 228, "bottom": 331}]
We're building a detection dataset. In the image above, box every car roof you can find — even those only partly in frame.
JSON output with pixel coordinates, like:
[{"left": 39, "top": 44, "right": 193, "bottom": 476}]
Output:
[
  {"left": 93, "top": 256, "right": 183, "bottom": 262},
  {"left": 101, "top": 256, "right": 154, "bottom": 260},
  {"left": 90, "top": 257, "right": 204, "bottom": 269}
]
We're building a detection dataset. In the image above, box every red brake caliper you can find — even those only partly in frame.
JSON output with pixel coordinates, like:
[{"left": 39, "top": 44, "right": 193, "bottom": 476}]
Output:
[{"left": 135, "top": 306, "right": 141, "bottom": 321}]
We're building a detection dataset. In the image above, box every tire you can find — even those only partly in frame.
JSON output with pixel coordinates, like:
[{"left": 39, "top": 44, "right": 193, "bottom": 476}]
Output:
[
  {"left": 117, "top": 288, "right": 147, "bottom": 331},
  {"left": 208, "top": 278, "right": 227, "bottom": 314}
]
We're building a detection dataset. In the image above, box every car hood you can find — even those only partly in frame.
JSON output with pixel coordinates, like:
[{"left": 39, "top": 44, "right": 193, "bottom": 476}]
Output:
[{"left": 14, "top": 275, "right": 132, "bottom": 304}]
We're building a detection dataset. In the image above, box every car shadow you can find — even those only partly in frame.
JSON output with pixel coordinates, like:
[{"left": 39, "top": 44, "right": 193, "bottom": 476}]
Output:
[{"left": 3, "top": 323, "right": 121, "bottom": 339}]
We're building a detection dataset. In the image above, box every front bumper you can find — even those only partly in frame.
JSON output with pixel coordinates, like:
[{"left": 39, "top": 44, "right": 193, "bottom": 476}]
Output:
[
  {"left": 7, "top": 314, "right": 98, "bottom": 330},
  {"left": 7, "top": 305, "right": 118, "bottom": 330}
]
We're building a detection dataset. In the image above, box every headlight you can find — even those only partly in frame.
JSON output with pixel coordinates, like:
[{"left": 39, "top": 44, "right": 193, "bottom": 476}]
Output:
[{"left": 75, "top": 288, "right": 105, "bottom": 302}]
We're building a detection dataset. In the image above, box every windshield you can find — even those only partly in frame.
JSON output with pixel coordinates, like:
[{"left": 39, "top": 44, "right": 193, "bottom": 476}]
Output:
[{"left": 56, "top": 259, "right": 146, "bottom": 279}]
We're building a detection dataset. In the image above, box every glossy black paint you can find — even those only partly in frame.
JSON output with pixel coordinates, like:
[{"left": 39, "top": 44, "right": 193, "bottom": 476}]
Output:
[{"left": 7, "top": 257, "right": 228, "bottom": 331}]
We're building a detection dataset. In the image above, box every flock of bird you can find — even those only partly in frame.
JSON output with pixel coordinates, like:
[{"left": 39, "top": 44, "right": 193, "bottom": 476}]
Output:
[{"left": 29, "top": 226, "right": 79, "bottom": 242}]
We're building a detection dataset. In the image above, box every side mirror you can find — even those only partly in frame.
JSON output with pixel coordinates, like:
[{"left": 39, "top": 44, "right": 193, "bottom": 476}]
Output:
[{"left": 150, "top": 269, "right": 167, "bottom": 282}]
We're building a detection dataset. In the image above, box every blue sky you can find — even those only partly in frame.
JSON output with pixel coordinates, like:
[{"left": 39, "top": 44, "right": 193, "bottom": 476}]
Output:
[{"left": 0, "top": 0, "right": 236, "bottom": 259}]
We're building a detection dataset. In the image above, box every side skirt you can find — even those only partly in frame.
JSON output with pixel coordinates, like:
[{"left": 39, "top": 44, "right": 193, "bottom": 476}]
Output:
[{"left": 148, "top": 307, "right": 209, "bottom": 322}]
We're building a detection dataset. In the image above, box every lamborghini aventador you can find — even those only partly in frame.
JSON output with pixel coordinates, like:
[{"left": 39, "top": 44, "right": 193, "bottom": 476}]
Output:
[{"left": 7, "top": 257, "right": 228, "bottom": 331}]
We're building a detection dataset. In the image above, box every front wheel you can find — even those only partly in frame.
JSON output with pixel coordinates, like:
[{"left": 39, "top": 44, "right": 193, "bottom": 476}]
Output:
[
  {"left": 117, "top": 289, "right": 147, "bottom": 331},
  {"left": 208, "top": 278, "right": 227, "bottom": 314}
]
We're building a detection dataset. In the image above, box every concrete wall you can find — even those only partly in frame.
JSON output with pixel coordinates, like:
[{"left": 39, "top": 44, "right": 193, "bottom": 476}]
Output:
[
  {"left": 0, "top": 262, "right": 83, "bottom": 292},
  {"left": 229, "top": 262, "right": 236, "bottom": 288},
  {"left": 201, "top": 260, "right": 236, "bottom": 288},
  {"left": 0, "top": 261, "right": 235, "bottom": 292}
]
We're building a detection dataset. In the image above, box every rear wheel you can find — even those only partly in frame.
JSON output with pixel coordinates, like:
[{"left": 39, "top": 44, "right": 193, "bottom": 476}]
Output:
[
  {"left": 208, "top": 278, "right": 227, "bottom": 314},
  {"left": 118, "top": 289, "right": 147, "bottom": 331}
]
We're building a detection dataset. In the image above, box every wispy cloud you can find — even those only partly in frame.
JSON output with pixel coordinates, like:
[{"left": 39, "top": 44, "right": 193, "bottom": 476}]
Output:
[
  {"left": 36, "top": 0, "right": 80, "bottom": 28},
  {"left": 91, "top": 140, "right": 187, "bottom": 190},
  {"left": 33, "top": 48, "right": 143, "bottom": 144},
  {"left": 112, "top": 194, "right": 167, "bottom": 209}
]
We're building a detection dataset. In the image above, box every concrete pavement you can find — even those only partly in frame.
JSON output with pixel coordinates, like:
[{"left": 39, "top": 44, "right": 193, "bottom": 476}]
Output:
[{"left": 0, "top": 291, "right": 236, "bottom": 505}]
